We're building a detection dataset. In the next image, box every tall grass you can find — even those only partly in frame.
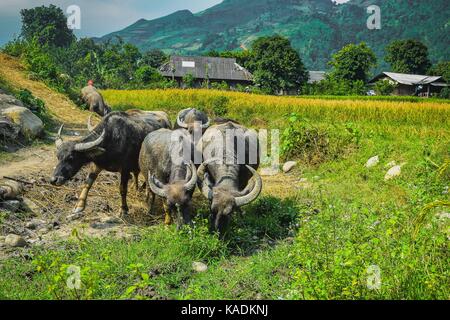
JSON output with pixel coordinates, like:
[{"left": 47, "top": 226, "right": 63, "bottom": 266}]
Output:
[{"left": 102, "top": 89, "right": 450, "bottom": 128}]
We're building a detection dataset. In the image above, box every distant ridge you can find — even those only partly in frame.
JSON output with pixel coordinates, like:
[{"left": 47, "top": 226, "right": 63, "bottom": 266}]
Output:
[{"left": 98, "top": 0, "right": 450, "bottom": 70}]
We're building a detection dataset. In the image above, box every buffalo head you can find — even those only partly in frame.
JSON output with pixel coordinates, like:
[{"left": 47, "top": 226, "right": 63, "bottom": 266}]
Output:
[
  {"left": 176, "top": 108, "right": 210, "bottom": 133},
  {"left": 148, "top": 161, "right": 198, "bottom": 226},
  {"left": 198, "top": 162, "right": 262, "bottom": 235},
  {"left": 50, "top": 125, "right": 106, "bottom": 186}
]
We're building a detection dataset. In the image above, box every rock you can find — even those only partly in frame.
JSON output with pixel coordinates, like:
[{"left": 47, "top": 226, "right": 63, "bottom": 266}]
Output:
[
  {"left": 385, "top": 163, "right": 406, "bottom": 181},
  {"left": 0, "top": 180, "right": 23, "bottom": 200},
  {"left": 22, "top": 198, "right": 40, "bottom": 213},
  {"left": 2, "top": 106, "right": 44, "bottom": 139},
  {"left": 25, "top": 219, "right": 46, "bottom": 230},
  {"left": 66, "top": 212, "right": 84, "bottom": 222},
  {"left": 5, "top": 234, "right": 27, "bottom": 248},
  {"left": 2, "top": 200, "right": 21, "bottom": 212},
  {"left": 192, "top": 261, "right": 208, "bottom": 273},
  {"left": 260, "top": 166, "right": 279, "bottom": 176},
  {"left": 365, "top": 156, "right": 380, "bottom": 168},
  {"left": 102, "top": 217, "right": 123, "bottom": 225},
  {"left": 282, "top": 161, "right": 297, "bottom": 173},
  {"left": 298, "top": 178, "right": 308, "bottom": 183},
  {"left": 0, "top": 116, "right": 20, "bottom": 141},
  {"left": 0, "top": 93, "right": 24, "bottom": 111}
]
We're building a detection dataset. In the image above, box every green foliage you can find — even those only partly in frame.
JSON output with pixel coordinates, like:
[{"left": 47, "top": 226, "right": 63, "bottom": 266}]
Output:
[
  {"left": 141, "top": 49, "right": 168, "bottom": 69},
  {"left": 329, "top": 43, "right": 377, "bottom": 82},
  {"left": 302, "top": 79, "right": 367, "bottom": 96},
  {"left": 280, "top": 113, "right": 355, "bottom": 165},
  {"left": 182, "top": 73, "right": 195, "bottom": 88},
  {"left": 438, "top": 87, "right": 450, "bottom": 99},
  {"left": 385, "top": 39, "right": 431, "bottom": 75},
  {"left": 374, "top": 80, "right": 397, "bottom": 96},
  {"left": 98, "top": 0, "right": 449, "bottom": 72},
  {"left": 211, "top": 95, "right": 229, "bottom": 117},
  {"left": 249, "top": 35, "right": 308, "bottom": 94},
  {"left": 20, "top": 5, "right": 75, "bottom": 47},
  {"left": 429, "top": 61, "right": 450, "bottom": 82}
]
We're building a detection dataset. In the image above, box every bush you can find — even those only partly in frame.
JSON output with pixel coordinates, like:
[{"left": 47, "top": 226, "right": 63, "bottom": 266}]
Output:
[
  {"left": 302, "top": 78, "right": 367, "bottom": 96},
  {"left": 182, "top": 73, "right": 195, "bottom": 88},
  {"left": 211, "top": 95, "right": 229, "bottom": 117},
  {"left": 280, "top": 113, "right": 355, "bottom": 165},
  {"left": 438, "top": 87, "right": 450, "bottom": 99},
  {"left": 374, "top": 80, "right": 396, "bottom": 96}
]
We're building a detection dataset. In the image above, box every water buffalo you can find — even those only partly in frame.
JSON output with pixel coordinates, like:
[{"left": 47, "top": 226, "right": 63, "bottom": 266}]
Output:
[
  {"left": 81, "top": 85, "right": 111, "bottom": 117},
  {"left": 87, "top": 109, "right": 172, "bottom": 132},
  {"left": 174, "top": 108, "right": 210, "bottom": 133},
  {"left": 139, "top": 128, "right": 197, "bottom": 227},
  {"left": 197, "top": 121, "right": 262, "bottom": 236},
  {"left": 50, "top": 111, "right": 169, "bottom": 216}
]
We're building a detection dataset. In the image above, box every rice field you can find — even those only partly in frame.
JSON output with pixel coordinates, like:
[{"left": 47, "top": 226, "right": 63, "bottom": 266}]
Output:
[{"left": 102, "top": 89, "right": 450, "bottom": 128}]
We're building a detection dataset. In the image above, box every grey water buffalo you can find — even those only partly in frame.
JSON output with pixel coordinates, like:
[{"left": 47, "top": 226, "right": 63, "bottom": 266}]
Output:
[
  {"left": 197, "top": 121, "right": 262, "bottom": 236},
  {"left": 50, "top": 111, "right": 169, "bottom": 216},
  {"left": 139, "top": 128, "right": 197, "bottom": 227},
  {"left": 81, "top": 85, "right": 111, "bottom": 117},
  {"left": 174, "top": 108, "right": 210, "bottom": 133}
]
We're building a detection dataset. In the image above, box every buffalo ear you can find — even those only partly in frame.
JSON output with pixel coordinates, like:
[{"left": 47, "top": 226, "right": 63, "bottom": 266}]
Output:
[{"left": 86, "top": 147, "right": 106, "bottom": 158}]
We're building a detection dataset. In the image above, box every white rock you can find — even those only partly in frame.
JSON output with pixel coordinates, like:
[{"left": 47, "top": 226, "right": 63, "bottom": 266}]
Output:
[
  {"left": 192, "top": 261, "right": 208, "bottom": 273},
  {"left": 282, "top": 161, "right": 297, "bottom": 173},
  {"left": 365, "top": 156, "right": 379, "bottom": 168},
  {"left": 385, "top": 164, "right": 405, "bottom": 181},
  {"left": 2, "top": 106, "right": 44, "bottom": 139},
  {"left": 5, "top": 234, "right": 27, "bottom": 247}
]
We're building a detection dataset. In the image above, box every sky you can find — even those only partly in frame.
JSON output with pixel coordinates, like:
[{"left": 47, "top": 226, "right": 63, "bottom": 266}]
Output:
[{"left": 0, "top": 0, "right": 350, "bottom": 45}]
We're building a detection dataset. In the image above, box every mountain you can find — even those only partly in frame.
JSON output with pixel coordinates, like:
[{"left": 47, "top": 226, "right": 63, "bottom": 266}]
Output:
[{"left": 99, "top": 0, "right": 450, "bottom": 71}]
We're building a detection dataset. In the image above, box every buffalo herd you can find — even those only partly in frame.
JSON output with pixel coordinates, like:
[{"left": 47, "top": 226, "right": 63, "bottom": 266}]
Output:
[{"left": 51, "top": 105, "right": 263, "bottom": 236}]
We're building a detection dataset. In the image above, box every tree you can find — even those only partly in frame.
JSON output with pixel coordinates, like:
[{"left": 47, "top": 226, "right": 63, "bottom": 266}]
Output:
[
  {"left": 249, "top": 35, "right": 308, "bottom": 94},
  {"left": 429, "top": 61, "right": 450, "bottom": 82},
  {"left": 141, "top": 49, "right": 168, "bottom": 69},
  {"left": 20, "top": 5, "right": 75, "bottom": 47},
  {"left": 385, "top": 39, "right": 431, "bottom": 75},
  {"left": 329, "top": 42, "right": 377, "bottom": 82}
]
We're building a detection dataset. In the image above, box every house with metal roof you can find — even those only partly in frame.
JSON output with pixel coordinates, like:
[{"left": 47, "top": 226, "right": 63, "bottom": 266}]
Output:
[
  {"left": 159, "top": 56, "right": 253, "bottom": 88},
  {"left": 369, "top": 72, "right": 448, "bottom": 97},
  {"left": 308, "top": 71, "right": 326, "bottom": 84}
]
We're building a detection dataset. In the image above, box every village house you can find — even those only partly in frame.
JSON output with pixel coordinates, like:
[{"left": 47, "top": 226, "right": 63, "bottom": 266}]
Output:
[
  {"left": 369, "top": 72, "right": 448, "bottom": 97},
  {"left": 308, "top": 71, "right": 326, "bottom": 84},
  {"left": 159, "top": 55, "right": 253, "bottom": 89}
]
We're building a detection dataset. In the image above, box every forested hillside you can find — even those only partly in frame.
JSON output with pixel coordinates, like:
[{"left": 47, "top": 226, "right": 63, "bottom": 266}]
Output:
[{"left": 99, "top": 0, "right": 450, "bottom": 70}]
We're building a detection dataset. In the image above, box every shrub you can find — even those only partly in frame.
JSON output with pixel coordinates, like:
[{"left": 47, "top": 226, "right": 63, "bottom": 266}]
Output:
[
  {"left": 211, "top": 95, "right": 229, "bottom": 117},
  {"left": 182, "top": 73, "right": 195, "bottom": 88},
  {"left": 374, "top": 80, "right": 396, "bottom": 96}
]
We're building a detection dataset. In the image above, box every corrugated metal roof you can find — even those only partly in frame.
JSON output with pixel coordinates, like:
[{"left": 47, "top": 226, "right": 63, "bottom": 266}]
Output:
[
  {"left": 370, "top": 72, "right": 444, "bottom": 85},
  {"left": 159, "top": 56, "right": 253, "bottom": 81},
  {"left": 308, "top": 71, "right": 326, "bottom": 83}
]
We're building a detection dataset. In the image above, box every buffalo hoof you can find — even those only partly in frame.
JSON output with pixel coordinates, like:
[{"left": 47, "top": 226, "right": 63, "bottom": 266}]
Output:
[
  {"left": 120, "top": 209, "right": 129, "bottom": 217},
  {"left": 73, "top": 207, "right": 85, "bottom": 214}
]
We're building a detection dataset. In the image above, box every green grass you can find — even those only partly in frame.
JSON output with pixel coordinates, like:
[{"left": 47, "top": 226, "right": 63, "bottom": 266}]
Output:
[{"left": 1, "top": 89, "right": 449, "bottom": 300}]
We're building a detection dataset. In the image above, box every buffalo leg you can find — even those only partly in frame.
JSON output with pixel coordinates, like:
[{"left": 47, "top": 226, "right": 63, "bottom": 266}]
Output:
[
  {"left": 73, "top": 165, "right": 102, "bottom": 213},
  {"left": 146, "top": 189, "right": 156, "bottom": 215},
  {"left": 132, "top": 171, "right": 140, "bottom": 191},
  {"left": 163, "top": 202, "right": 172, "bottom": 225},
  {"left": 119, "top": 171, "right": 130, "bottom": 216}
]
